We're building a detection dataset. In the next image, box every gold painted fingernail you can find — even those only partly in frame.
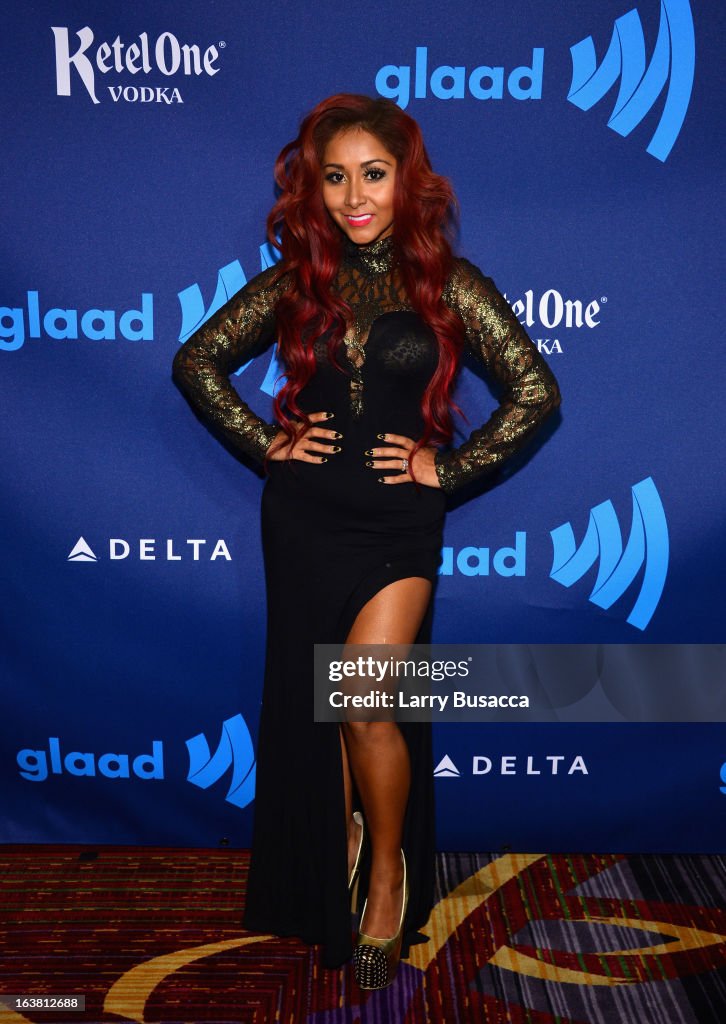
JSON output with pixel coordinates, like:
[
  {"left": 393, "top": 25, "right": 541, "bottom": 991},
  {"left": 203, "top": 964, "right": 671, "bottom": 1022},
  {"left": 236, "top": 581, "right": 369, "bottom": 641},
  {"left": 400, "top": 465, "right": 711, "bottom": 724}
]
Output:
[
  {"left": 378, "top": 477, "right": 387, "bottom": 483},
  {"left": 331, "top": 445, "right": 341, "bottom": 452},
  {"left": 366, "top": 460, "right": 374, "bottom": 467},
  {"left": 333, "top": 431, "right": 343, "bottom": 438},
  {"left": 364, "top": 448, "right": 375, "bottom": 456},
  {"left": 377, "top": 433, "right": 387, "bottom": 440},
  {"left": 320, "top": 457, "right": 328, "bottom": 463}
]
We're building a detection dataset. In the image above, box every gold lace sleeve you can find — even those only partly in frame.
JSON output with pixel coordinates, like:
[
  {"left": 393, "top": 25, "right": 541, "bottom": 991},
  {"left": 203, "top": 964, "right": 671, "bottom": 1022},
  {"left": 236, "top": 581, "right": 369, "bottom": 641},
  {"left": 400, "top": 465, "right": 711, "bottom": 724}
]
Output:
[
  {"left": 436, "top": 258, "right": 561, "bottom": 493},
  {"left": 171, "top": 264, "right": 289, "bottom": 463}
]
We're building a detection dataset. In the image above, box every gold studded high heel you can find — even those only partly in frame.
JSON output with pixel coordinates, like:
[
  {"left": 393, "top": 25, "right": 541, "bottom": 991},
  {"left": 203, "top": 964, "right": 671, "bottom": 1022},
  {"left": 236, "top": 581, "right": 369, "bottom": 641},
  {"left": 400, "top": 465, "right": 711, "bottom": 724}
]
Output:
[
  {"left": 348, "top": 811, "right": 365, "bottom": 913},
  {"left": 353, "top": 849, "right": 408, "bottom": 990}
]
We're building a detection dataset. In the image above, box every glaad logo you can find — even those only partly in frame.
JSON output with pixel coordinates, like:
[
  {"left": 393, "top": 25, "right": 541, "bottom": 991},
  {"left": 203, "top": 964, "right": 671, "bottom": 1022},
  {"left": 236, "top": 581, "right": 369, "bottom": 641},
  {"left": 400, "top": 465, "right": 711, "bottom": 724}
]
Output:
[
  {"left": 17, "top": 737, "right": 164, "bottom": 782},
  {"left": 15, "top": 715, "right": 256, "bottom": 809},
  {"left": 0, "top": 291, "right": 153, "bottom": 352},
  {"left": 67, "top": 536, "right": 232, "bottom": 561},
  {"left": 567, "top": 0, "right": 695, "bottom": 162},
  {"left": 177, "top": 243, "right": 285, "bottom": 395},
  {"left": 550, "top": 476, "right": 669, "bottom": 630},
  {"left": 375, "top": 45, "right": 543, "bottom": 108},
  {"left": 374, "top": 3, "right": 694, "bottom": 161},
  {"left": 51, "top": 26, "right": 222, "bottom": 105},
  {"left": 439, "top": 533, "right": 526, "bottom": 577},
  {"left": 434, "top": 754, "right": 588, "bottom": 777},
  {"left": 186, "top": 714, "right": 256, "bottom": 809}
]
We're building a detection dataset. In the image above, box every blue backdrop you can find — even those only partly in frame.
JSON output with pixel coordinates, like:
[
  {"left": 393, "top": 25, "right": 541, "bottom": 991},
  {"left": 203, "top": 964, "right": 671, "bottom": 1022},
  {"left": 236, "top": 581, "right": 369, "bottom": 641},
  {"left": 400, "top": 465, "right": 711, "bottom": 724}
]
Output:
[{"left": 2, "top": 0, "right": 724, "bottom": 851}]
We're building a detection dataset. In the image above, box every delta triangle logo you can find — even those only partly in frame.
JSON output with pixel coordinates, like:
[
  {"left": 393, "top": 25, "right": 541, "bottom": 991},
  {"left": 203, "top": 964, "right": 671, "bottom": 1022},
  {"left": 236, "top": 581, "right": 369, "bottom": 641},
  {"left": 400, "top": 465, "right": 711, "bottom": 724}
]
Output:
[
  {"left": 68, "top": 537, "right": 97, "bottom": 562},
  {"left": 434, "top": 754, "right": 460, "bottom": 778}
]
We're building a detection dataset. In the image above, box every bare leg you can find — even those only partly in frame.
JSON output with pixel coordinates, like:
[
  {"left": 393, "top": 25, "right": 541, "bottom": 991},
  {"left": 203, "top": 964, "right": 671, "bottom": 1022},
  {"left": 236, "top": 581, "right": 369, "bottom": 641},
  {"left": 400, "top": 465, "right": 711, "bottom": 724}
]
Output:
[{"left": 340, "top": 576, "right": 432, "bottom": 938}]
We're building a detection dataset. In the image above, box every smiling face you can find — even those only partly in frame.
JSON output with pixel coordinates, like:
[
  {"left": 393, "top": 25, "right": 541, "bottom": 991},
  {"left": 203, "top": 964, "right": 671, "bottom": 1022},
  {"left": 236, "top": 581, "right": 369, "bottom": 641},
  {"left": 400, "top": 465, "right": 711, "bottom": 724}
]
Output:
[{"left": 321, "top": 127, "right": 397, "bottom": 246}]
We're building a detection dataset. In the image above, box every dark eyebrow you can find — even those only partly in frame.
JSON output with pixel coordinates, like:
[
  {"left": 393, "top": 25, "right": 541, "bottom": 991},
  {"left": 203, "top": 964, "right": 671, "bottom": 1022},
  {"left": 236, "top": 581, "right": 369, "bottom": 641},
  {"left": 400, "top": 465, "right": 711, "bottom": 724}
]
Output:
[{"left": 323, "top": 159, "right": 394, "bottom": 169}]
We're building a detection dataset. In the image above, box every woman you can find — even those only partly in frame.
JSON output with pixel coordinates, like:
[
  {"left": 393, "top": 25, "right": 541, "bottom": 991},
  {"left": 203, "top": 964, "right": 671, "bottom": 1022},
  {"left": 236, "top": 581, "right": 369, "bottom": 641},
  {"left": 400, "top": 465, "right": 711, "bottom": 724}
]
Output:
[{"left": 172, "top": 93, "right": 560, "bottom": 988}]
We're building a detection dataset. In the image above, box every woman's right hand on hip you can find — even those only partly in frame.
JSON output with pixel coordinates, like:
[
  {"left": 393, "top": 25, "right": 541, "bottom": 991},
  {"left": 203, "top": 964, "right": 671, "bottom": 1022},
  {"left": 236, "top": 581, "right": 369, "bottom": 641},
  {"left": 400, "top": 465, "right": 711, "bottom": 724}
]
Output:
[{"left": 267, "top": 411, "right": 342, "bottom": 463}]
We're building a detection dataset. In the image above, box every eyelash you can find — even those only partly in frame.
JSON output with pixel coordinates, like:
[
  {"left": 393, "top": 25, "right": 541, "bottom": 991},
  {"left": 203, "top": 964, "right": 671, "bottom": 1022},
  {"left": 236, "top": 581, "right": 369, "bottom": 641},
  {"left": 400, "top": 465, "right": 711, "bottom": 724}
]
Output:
[{"left": 324, "top": 168, "right": 387, "bottom": 184}]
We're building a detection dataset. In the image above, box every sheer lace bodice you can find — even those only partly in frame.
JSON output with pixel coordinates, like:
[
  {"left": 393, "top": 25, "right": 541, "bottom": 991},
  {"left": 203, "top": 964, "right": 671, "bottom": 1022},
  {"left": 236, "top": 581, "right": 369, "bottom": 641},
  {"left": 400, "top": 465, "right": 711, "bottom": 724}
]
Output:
[
  {"left": 171, "top": 235, "right": 560, "bottom": 492},
  {"left": 332, "top": 238, "right": 415, "bottom": 417}
]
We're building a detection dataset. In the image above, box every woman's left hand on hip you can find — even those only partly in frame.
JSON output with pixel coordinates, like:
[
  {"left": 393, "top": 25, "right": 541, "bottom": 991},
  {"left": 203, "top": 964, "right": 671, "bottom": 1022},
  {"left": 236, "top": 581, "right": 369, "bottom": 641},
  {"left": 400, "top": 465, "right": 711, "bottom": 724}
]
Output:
[{"left": 365, "top": 433, "right": 441, "bottom": 488}]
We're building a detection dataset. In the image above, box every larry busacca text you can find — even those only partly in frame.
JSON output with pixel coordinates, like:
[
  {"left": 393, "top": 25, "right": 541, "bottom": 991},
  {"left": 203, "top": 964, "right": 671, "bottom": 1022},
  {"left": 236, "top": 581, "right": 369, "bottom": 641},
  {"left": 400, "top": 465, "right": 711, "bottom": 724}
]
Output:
[{"left": 329, "top": 690, "right": 529, "bottom": 711}]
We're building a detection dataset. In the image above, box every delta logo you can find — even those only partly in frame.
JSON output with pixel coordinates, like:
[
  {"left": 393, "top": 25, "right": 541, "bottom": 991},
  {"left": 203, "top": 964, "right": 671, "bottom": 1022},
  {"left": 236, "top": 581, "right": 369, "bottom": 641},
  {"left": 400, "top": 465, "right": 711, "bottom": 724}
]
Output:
[
  {"left": 434, "top": 753, "right": 588, "bottom": 777},
  {"left": 67, "top": 536, "right": 232, "bottom": 562}
]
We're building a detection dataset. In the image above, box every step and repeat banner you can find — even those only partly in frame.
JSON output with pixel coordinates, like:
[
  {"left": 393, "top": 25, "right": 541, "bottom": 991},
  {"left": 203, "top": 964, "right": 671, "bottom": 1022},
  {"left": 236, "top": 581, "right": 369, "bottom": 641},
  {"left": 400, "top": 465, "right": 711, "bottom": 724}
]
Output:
[{"left": 2, "top": 1, "right": 724, "bottom": 851}]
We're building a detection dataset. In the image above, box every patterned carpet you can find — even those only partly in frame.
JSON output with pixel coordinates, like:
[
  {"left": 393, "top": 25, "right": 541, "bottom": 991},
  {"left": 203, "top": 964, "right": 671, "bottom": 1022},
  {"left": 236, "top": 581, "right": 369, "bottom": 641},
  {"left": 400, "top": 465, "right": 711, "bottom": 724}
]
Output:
[{"left": 1, "top": 846, "right": 725, "bottom": 1023}]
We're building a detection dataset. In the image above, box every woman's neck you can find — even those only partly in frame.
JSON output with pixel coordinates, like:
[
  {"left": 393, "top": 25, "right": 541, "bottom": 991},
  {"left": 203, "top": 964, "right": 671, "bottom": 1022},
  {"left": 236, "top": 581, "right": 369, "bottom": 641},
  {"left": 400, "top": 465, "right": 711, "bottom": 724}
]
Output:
[{"left": 341, "top": 233, "right": 394, "bottom": 275}]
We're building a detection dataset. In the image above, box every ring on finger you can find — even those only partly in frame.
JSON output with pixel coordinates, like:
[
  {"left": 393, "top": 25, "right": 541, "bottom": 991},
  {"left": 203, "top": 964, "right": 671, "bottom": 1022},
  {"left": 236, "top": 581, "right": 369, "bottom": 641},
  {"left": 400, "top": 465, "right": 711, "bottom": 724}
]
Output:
[{"left": 401, "top": 457, "right": 408, "bottom": 472}]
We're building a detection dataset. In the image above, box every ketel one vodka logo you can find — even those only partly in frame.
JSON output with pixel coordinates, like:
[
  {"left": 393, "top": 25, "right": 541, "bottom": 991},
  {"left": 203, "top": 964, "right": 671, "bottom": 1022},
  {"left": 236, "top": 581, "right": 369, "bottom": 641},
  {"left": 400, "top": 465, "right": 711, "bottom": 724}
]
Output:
[
  {"left": 51, "top": 26, "right": 223, "bottom": 105},
  {"left": 186, "top": 714, "right": 256, "bottom": 809},
  {"left": 550, "top": 477, "right": 669, "bottom": 630}
]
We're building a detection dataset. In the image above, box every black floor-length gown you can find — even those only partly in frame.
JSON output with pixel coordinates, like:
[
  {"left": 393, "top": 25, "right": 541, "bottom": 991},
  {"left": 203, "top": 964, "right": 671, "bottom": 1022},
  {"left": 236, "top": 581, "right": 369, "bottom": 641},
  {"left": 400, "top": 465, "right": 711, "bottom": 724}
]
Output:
[{"left": 172, "top": 233, "right": 560, "bottom": 968}]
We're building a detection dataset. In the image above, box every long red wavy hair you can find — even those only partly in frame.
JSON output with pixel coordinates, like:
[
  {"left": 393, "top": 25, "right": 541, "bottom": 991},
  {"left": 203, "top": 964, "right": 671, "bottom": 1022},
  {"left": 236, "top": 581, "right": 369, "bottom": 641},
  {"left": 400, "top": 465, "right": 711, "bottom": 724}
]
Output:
[{"left": 264, "top": 94, "right": 465, "bottom": 484}]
